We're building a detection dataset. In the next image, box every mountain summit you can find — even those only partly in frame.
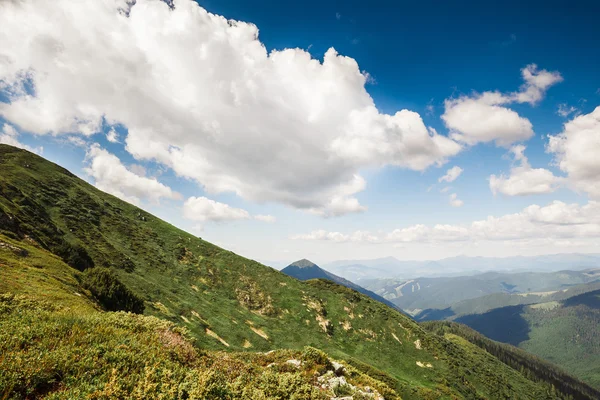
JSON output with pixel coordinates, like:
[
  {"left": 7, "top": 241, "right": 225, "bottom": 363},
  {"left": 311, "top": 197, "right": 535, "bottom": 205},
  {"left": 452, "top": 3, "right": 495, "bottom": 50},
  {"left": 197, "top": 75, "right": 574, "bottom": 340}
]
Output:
[
  {"left": 282, "top": 259, "right": 404, "bottom": 311},
  {"left": 282, "top": 258, "right": 331, "bottom": 280},
  {"left": 287, "top": 258, "right": 320, "bottom": 268}
]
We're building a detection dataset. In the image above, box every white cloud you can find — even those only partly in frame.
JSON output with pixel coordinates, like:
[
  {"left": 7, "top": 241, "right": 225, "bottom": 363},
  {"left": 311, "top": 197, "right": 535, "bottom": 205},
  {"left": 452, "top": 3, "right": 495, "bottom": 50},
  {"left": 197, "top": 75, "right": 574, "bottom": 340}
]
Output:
[
  {"left": 557, "top": 103, "right": 578, "bottom": 118},
  {"left": 292, "top": 200, "right": 600, "bottom": 244},
  {"left": 449, "top": 193, "right": 464, "bottom": 207},
  {"left": 255, "top": 214, "right": 276, "bottom": 223},
  {"left": 84, "top": 144, "right": 180, "bottom": 205},
  {"left": 106, "top": 128, "right": 120, "bottom": 143},
  {"left": 183, "top": 196, "right": 250, "bottom": 223},
  {"left": 442, "top": 64, "right": 562, "bottom": 147},
  {"left": 0, "top": 123, "right": 43, "bottom": 154},
  {"left": 514, "top": 64, "right": 563, "bottom": 105},
  {"left": 438, "top": 166, "right": 463, "bottom": 183},
  {"left": 307, "top": 176, "right": 368, "bottom": 217},
  {"left": 129, "top": 164, "right": 147, "bottom": 177},
  {"left": 440, "top": 186, "right": 452, "bottom": 193},
  {"left": 489, "top": 145, "right": 562, "bottom": 196},
  {"left": 67, "top": 136, "right": 87, "bottom": 148},
  {"left": 443, "top": 96, "right": 534, "bottom": 146},
  {"left": 183, "top": 200, "right": 276, "bottom": 226},
  {"left": 548, "top": 106, "right": 600, "bottom": 198},
  {"left": 0, "top": 0, "right": 461, "bottom": 217}
]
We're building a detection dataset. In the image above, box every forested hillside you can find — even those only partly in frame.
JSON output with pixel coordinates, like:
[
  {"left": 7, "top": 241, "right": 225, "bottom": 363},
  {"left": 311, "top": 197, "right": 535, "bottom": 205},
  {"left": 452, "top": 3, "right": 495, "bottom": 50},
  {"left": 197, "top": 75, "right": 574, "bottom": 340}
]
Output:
[{"left": 434, "top": 291, "right": 600, "bottom": 390}]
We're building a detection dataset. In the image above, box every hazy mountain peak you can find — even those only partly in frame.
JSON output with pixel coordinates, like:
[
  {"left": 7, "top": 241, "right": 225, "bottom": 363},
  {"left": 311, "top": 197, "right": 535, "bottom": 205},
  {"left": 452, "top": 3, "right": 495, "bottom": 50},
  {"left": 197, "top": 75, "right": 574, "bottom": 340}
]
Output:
[{"left": 287, "top": 258, "right": 319, "bottom": 268}]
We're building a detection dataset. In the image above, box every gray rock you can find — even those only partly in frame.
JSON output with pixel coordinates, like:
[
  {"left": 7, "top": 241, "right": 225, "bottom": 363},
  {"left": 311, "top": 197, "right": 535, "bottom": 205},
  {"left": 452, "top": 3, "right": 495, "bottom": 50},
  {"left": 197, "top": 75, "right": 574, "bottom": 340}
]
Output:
[
  {"left": 331, "top": 361, "right": 346, "bottom": 376},
  {"left": 286, "top": 359, "right": 302, "bottom": 368}
]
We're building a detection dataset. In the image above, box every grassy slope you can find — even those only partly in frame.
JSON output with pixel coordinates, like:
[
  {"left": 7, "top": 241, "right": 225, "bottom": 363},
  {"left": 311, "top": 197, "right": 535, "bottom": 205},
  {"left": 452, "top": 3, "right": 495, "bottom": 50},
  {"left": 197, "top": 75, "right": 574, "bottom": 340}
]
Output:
[{"left": 0, "top": 144, "right": 590, "bottom": 399}]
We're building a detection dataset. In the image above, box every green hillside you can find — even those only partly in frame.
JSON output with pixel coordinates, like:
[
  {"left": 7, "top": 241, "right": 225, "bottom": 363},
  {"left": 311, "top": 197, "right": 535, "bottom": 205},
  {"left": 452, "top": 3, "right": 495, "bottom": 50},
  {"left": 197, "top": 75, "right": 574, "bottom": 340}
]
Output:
[{"left": 1, "top": 144, "right": 598, "bottom": 399}]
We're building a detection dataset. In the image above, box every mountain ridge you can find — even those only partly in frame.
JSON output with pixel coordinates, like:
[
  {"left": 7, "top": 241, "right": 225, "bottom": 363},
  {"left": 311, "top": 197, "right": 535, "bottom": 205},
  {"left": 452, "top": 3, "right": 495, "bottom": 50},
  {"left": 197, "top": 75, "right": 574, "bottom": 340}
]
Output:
[{"left": 324, "top": 254, "right": 600, "bottom": 281}]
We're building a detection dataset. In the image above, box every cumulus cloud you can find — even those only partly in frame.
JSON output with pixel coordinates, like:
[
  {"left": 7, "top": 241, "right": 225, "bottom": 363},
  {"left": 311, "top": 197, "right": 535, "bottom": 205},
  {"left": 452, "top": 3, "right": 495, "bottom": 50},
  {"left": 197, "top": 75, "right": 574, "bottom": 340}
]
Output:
[
  {"left": 442, "top": 64, "right": 562, "bottom": 146},
  {"left": 84, "top": 144, "right": 180, "bottom": 205},
  {"left": 449, "top": 193, "right": 464, "bottom": 207},
  {"left": 0, "top": 123, "right": 43, "bottom": 154},
  {"left": 548, "top": 106, "right": 600, "bottom": 198},
  {"left": 183, "top": 196, "right": 250, "bottom": 223},
  {"left": 489, "top": 145, "right": 562, "bottom": 196},
  {"left": 292, "top": 200, "right": 600, "bottom": 244},
  {"left": 438, "top": 166, "right": 463, "bottom": 183},
  {"left": 0, "top": 0, "right": 460, "bottom": 217},
  {"left": 514, "top": 64, "right": 563, "bottom": 105}
]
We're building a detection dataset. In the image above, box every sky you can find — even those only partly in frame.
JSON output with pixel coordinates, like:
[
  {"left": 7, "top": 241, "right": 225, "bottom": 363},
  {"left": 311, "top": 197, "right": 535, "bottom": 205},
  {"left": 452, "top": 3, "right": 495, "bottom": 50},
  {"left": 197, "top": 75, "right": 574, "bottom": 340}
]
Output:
[{"left": 1, "top": 0, "right": 600, "bottom": 266}]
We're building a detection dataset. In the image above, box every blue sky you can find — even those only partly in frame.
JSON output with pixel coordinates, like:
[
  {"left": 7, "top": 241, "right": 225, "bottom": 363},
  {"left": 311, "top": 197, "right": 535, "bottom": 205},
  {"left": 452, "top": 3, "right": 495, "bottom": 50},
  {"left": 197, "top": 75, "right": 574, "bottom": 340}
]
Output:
[{"left": 1, "top": 0, "right": 599, "bottom": 266}]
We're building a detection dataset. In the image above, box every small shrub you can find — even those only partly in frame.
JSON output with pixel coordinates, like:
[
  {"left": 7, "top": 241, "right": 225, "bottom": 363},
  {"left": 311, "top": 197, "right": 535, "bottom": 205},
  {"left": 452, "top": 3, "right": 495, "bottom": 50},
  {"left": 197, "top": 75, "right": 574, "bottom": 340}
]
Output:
[
  {"left": 55, "top": 241, "right": 94, "bottom": 271},
  {"left": 80, "top": 267, "right": 145, "bottom": 313},
  {"left": 301, "top": 347, "right": 332, "bottom": 371},
  {"left": 333, "top": 383, "right": 353, "bottom": 396}
]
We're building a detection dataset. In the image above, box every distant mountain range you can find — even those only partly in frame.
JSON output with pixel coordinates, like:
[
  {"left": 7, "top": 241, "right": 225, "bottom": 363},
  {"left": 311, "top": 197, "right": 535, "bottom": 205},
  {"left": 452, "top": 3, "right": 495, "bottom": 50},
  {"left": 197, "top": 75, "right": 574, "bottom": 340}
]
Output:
[
  {"left": 281, "top": 259, "right": 401, "bottom": 311},
  {"left": 415, "top": 279, "right": 600, "bottom": 321},
  {"left": 360, "top": 268, "right": 600, "bottom": 313},
  {"left": 321, "top": 254, "right": 600, "bottom": 281}
]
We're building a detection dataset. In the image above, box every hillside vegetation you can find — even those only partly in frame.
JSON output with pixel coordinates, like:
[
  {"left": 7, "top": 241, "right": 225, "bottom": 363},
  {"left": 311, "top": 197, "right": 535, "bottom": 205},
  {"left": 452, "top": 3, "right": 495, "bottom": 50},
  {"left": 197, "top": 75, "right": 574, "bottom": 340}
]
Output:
[{"left": 1, "top": 144, "right": 598, "bottom": 399}]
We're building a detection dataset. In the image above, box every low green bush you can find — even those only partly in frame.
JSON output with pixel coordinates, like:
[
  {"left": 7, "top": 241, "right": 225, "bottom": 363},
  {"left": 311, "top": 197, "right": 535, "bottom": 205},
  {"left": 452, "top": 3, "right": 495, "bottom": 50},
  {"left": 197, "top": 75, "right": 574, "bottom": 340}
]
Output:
[
  {"left": 55, "top": 241, "right": 94, "bottom": 271},
  {"left": 80, "top": 267, "right": 144, "bottom": 313}
]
